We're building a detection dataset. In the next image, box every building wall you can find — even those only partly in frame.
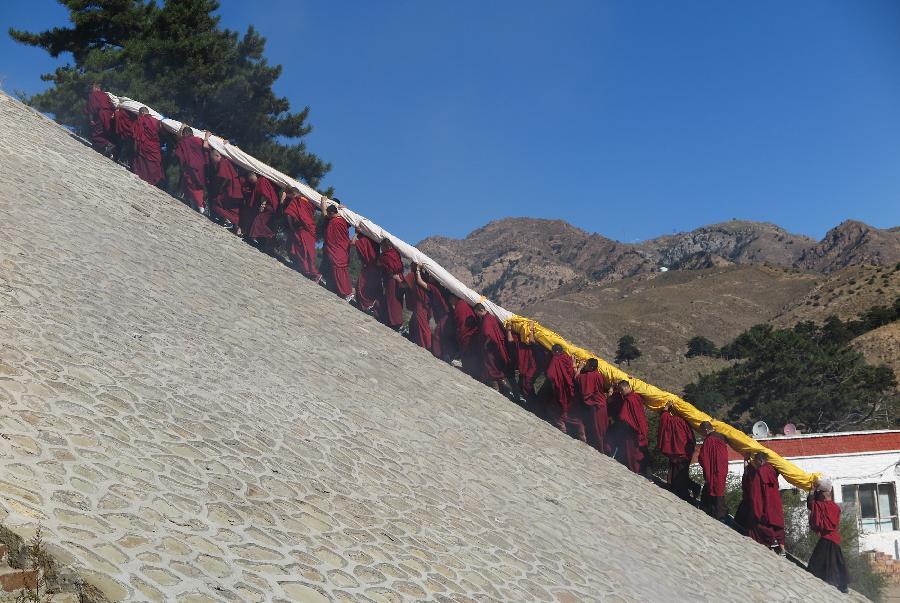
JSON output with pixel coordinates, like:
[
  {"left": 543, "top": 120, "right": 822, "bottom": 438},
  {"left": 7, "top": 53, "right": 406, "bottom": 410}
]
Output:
[{"left": 728, "top": 450, "right": 900, "bottom": 558}]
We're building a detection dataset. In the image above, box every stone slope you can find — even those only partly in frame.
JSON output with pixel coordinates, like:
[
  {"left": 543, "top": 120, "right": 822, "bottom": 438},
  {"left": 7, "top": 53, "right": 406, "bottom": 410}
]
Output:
[{"left": 0, "top": 93, "right": 858, "bottom": 601}]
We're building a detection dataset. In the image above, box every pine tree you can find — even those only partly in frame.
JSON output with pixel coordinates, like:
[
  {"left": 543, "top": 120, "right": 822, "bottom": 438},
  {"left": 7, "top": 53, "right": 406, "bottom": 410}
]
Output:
[
  {"left": 685, "top": 336, "right": 719, "bottom": 358},
  {"left": 615, "top": 334, "right": 641, "bottom": 366},
  {"left": 9, "top": 0, "right": 330, "bottom": 187}
]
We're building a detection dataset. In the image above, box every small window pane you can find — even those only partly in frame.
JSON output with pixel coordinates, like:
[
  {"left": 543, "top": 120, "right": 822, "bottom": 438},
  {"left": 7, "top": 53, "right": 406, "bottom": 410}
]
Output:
[
  {"left": 860, "top": 484, "right": 878, "bottom": 519},
  {"left": 842, "top": 485, "right": 857, "bottom": 506}
]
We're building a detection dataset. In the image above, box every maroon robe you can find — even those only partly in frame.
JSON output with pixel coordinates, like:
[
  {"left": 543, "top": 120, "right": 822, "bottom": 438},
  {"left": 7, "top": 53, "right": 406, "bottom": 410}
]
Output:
[
  {"left": 747, "top": 463, "right": 785, "bottom": 547},
  {"left": 608, "top": 391, "right": 649, "bottom": 473},
  {"left": 209, "top": 157, "right": 244, "bottom": 225},
  {"left": 428, "top": 284, "right": 450, "bottom": 360},
  {"left": 541, "top": 352, "right": 576, "bottom": 429},
  {"left": 173, "top": 136, "right": 207, "bottom": 208},
  {"left": 575, "top": 369, "right": 608, "bottom": 450},
  {"left": 406, "top": 270, "right": 433, "bottom": 349},
  {"left": 379, "top": 248, "right": 405, "bottom": 328},
  {"left": 322, "top": 215, "right": 352, "bottom": 297},
  {"left": 810, "top": 499, "right": 841, "bottom": 545},
  {"left": 454, "top": 300, "right": 481, "bottom": 376},
  {"left": 86, "top": 89, "right": 114, "bottom": 149},
  {"left": 247, "top": 176, "right": 280, "bottom": 240},
  {"left": 114, "top": 107, "right": 134, "bottom": 143},
  {"left": 479, "top": 313, "right": 509, "bottom": 381},
  {"left": 698, "top": 432, "right": 728, "bottom": 496},
  {"left": 658, "top": 411, "right": 695, "bottom": 460},
  {"left": 355, "top": 236, "right": 383, "bottom": 310},
  {"left": 510, "top": 334, "right": 538, "bottom": 398},
  {"left": 282, "top": 194, "right": 320, "bottom": 279},
  {"left": 735, "top": 462, "right": 757, "bottom": 529},
  {"left": 132, "top": 113, "right": 163, "bottom": 185}
]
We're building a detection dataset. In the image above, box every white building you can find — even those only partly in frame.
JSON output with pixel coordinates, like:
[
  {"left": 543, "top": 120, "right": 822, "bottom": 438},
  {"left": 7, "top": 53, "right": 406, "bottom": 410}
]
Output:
[{"left": 726, "top": 429, "right": 900, "bottom": 558}]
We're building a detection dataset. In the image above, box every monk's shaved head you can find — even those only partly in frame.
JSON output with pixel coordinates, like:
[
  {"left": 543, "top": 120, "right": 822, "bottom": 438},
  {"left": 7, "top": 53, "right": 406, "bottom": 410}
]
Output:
[
  {"left": 700, "top": 421, "right": 714, "bottom": 434},
  {"left": 551, "top": 344, "right": 564, "bottom": 354},
  {"left": 473, "top": 303, "right": 486, "bottom": 316},
  {"left": 138, "top": 106, "right": 149, "bottom": 115},
  {"left": 585, "top": 358, "right": 598, "bottom": 371},
  {"left": 753, "top": 451, "right": 768, "bottom": 464},
  {"left": 181, "top": 126, "right": 193, "bottom": 136}
]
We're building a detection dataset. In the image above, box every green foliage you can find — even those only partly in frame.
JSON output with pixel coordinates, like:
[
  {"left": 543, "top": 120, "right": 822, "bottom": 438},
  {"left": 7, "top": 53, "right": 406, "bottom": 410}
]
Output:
[
  {"left": 9, "top": 0, "right": 330, "bottom": 187},
  {"left": 685, "top": 335, "right": 719, "bottom": 358},
  {"left": 781, "top": 491, "right": 885, "bottom": 601},
  {"left": 615, "top": 334, "right": 641, "bottom": 366},
  {"left": 686, "top": 300, "right": 899, "bottom": 432}
]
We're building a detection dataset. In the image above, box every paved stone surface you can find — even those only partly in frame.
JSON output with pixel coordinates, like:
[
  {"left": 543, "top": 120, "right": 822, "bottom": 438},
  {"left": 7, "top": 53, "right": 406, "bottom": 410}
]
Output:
[{"left": 0, "top": 92, "right": 863, "bottom": 601}]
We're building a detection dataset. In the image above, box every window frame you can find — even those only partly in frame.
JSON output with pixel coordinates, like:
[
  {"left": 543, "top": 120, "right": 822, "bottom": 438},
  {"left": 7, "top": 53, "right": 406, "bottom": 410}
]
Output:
[{"left": 841, "top": 481, "right": 899, "bottom": 534}]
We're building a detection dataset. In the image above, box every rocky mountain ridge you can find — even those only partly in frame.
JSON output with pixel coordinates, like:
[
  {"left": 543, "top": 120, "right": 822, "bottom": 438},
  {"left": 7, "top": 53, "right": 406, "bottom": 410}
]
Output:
[{"left": 419, "top": 218, "right": 900, "bottom": 309}]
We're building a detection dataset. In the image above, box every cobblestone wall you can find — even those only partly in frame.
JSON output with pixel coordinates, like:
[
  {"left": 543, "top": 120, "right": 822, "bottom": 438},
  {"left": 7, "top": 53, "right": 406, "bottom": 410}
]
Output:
[{"left": 0, "top": 92, "right": 861, "bottom": 601}]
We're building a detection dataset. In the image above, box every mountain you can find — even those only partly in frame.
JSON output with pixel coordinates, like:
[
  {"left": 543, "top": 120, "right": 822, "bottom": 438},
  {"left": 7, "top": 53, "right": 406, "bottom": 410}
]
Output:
[{"left": 419, "top": 218, "right": 900, "bottom": 309}]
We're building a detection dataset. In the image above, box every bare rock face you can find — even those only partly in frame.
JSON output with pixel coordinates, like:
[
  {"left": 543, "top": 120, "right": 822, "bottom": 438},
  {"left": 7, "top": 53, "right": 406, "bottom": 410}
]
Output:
[
  {"left": 798, "top": 220, "right": 900, "bottom": 272},
  {"left": 0, "top": 92, "right": 860, "bottom": 601}
]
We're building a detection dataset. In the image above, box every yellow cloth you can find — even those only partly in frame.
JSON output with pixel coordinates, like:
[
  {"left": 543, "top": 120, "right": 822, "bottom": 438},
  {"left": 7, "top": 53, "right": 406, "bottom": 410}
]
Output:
[{"left": 506, "top": 315, "right": 819, "bottom": 491}]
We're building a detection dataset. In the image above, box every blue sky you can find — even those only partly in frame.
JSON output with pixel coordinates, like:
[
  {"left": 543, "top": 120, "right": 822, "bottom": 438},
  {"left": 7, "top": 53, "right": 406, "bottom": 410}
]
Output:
[{"left": 2, "top": 0, "right": 899, "bottom": 244}]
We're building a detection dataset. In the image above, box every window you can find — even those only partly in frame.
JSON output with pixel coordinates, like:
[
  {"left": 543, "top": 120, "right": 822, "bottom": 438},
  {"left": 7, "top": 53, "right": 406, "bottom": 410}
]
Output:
[{"left": 841, "top": 482, "right": 899, "bottom": 533}]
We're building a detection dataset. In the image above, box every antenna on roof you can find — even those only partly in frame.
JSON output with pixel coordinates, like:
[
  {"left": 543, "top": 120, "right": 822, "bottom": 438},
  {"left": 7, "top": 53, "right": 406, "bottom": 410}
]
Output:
[
  {"left": 752, "top": 421, "right": 770, "bottom": 438},
  {"left": 783, "top": 423, "right": 798, "bottom": 436}
]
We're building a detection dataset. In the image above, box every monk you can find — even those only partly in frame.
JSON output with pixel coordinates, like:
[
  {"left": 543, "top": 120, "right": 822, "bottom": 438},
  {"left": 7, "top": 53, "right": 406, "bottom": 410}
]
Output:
[
  {"left": 473, "top": 304, "right": 516, "bottom": 395},
  {"left": 539, "top": 345, "right": 576, "bottom": 433},
  {"left": 657, "top": 403, "right": 697, "bottom": 501},
  {"left": 354, "top": 233, "right": 383, "bottom": 313},
  {"left": 734, "top": 454, "right": 756, "bottom": 533},
  {"left": 427, "top": 280, "right": 451, "bottom": 360},
  {"left": 132, "top": 107, "right": 163, "bottom": 186},
  {"left": 319, "top": 198, "right": 354, "bottom": 301},
  {"left": 173, "top": 126, "right": 207, "bottom": 213},
  {"left": 574, "top": 358, "right": 609, "bottom": 451},
  {"left": 204, "top": 136, "right": 244, "bottom": 232},
  {"left": 282, "top": 188, "right": 322, "bottom": 282},
  {"left": 378, "top": 238, "right": 405, "bottom": 330},
  {"left": 508, "top": 331, "right": 538, "bottom": 405},
  {"left": 406, "top": 263, "right": 433, "bottom": 349},
  {"left": 85, "top": 83, "right": 115, "bottom": 154},
  {"left": 450, "top": 294, "right": 480, "bottom": 376},
  {"left": 806, "top": 479, "right": 849, "bottom": 592},
  {"left": 113, "top": 106, "right": 135, "bottom": 166},
  {"left": 698, "top": 421, "right": 728, "bottom": 518},
  {"left": 607, "top": 381, "right": 649, "bottom": 474},
  {"left": 746, "top": 452, "right": 786, "bottom": 553},
  {"left": 245, "top": 173, "right": 280, "bottom": 249}
]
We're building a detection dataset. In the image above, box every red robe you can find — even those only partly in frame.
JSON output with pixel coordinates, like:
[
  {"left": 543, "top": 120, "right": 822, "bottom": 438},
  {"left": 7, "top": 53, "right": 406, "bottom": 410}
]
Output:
[
  {"left": 428, "top": 284, "right": 450, "bottom": 360},
  {"left": 608, "top": 391, "right": 648, "bottom": 473},
  {"left": 173, "top": 136, "right": 207, "bottom": 207},
  {"left": 247, "top": 176, "right": 280, "bottom": 239},
  {"left": 355, "top": 236, "right": 383, "bottom": 310},
  {"left": 454, "top": 300, "right": 481, "bottom": 376},
  {"left": 132, "top": 113, "right": 163, "bottom": 185},
  {"left": 406, "top": 271, "right": 433, "bottom": 349},
  {"left": 379, "top": 248, "right": 405, "bottom": 328},
  {"left": 86, "top": 90, "right": 114, "bottom": 149},
  {"left": 209, "top": 157, "right": 244, "bottom": 225},
  {"left": 479, "top": 313, "right": 509, "bottom": 381},
  {"left": 698, "top": 432, "right": 728, "bottom": 496},
  {"left": 657, "top": 411, "right": 695, "bottom": 461},
  {"left": 322, "top": 215, "right": 352, "bottom": 297},
  {"left": 575, "top": 369, "right": 608, "bottom": 449},
  {"left": 510, "top": 334, "right": 538, "bottom": 397},
  {"left": 114, "top": 107, "right": 134, "bottom": 143},
  {"left": 282, "top": 194, "right": 320, "bottom": 279},
  {"left": 747, "top": 463, "right": 785, "bottom": 546},
  {"left": 543, "top": 352, "right": 575, "bottom": 419},
  {"left": 809, "top": 499, "right": 841, "bottom": 545}
]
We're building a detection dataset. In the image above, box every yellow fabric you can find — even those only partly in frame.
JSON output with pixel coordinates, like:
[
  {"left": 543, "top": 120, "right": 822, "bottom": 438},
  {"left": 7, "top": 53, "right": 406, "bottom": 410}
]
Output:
[{"left": 506, "top": 315, "right": 820, "bottom": 491}]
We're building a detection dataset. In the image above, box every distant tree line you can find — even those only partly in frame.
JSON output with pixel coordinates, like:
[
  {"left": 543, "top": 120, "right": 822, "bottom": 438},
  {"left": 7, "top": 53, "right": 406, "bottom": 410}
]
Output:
[{"left": 683, "top": 296, "right": 899, "bottom": 434}]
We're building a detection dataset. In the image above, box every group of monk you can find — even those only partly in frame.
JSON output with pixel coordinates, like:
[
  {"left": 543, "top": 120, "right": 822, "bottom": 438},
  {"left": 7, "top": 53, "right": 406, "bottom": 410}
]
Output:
[{"left": 86, "top": 85, "right": 849, "bottom": 594}]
